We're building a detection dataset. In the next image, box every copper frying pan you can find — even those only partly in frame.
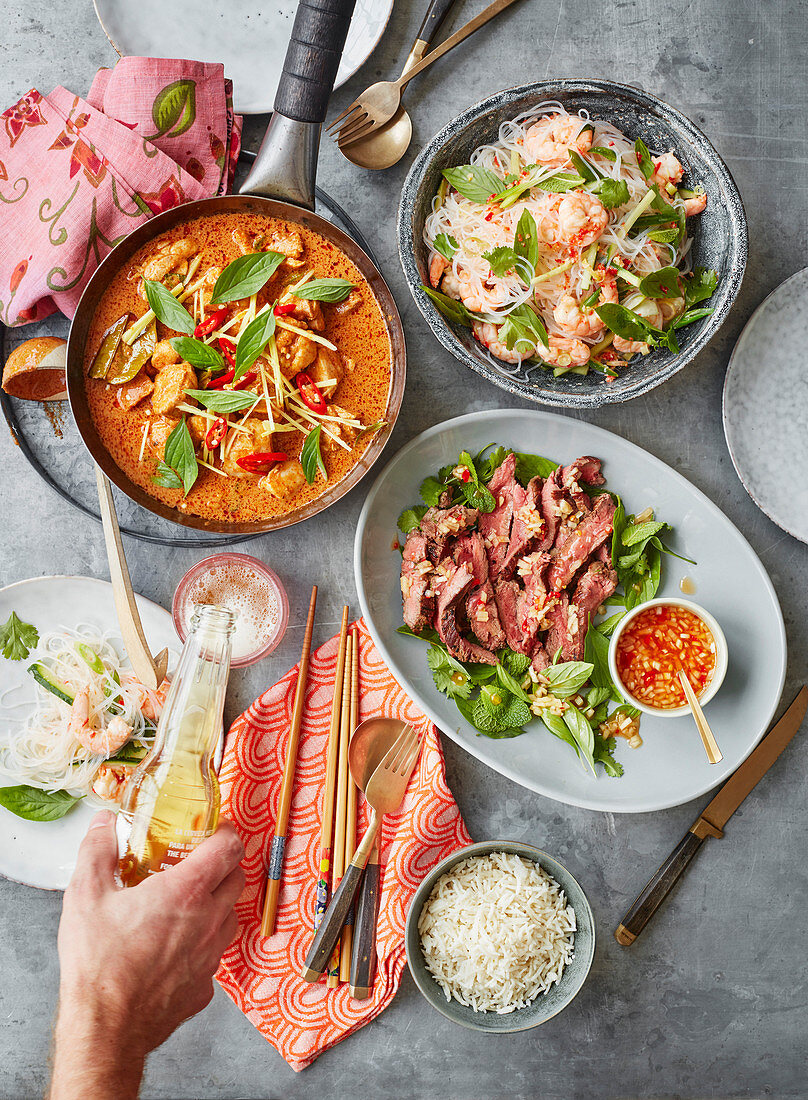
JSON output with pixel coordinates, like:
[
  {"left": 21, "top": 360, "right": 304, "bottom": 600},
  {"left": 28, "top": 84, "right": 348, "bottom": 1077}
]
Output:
[{"left": 67, "top": 0, "right": 406, "bottom": 536}]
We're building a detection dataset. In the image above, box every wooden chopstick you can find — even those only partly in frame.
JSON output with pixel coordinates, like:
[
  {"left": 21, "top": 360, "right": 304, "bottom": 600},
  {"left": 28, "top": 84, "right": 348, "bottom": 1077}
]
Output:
[
  {"left": 314, "top": 607, "right": 350, "bottom": 937},
  {"left": 327, "top": 632, "right": 353, "bottom": 987},
  {"left": 339, "top": 629, "right": 360, "bottom": 982},
  {"left": 260, "top": 585, "right": 318, "bottom": 938}
]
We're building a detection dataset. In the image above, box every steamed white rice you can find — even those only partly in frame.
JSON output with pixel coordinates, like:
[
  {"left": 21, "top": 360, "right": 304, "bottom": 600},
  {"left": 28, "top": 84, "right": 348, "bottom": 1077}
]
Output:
[{"left": 417, "top": 851, "right": 576, "bottom": 1014}]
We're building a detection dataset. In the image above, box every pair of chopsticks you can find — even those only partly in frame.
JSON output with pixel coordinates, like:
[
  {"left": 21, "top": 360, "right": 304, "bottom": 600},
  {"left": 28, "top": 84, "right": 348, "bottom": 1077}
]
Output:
[{"left": 315, "top": 608, "right": 361, "bottom": 987}]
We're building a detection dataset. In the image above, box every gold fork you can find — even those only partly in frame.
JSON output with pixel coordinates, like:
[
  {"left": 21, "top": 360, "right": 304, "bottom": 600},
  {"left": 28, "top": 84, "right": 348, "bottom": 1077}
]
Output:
[
  {"left": 301, "top": 723, "right": 421, "bottom": 982},
  {"left": 328, "top": 0, "right": 520, "bottom": 148}
]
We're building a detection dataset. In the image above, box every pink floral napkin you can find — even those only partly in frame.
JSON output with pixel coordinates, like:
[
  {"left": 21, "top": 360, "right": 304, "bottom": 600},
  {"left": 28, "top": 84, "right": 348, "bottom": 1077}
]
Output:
[{"left": 0, "top": 59, "right": 242, "bottom": 327}]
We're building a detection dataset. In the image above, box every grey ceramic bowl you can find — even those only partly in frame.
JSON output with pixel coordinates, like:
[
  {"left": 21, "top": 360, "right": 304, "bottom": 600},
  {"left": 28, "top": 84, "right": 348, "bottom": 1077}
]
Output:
[
  {"left": 398, "top": 78, "right": 747, "bottom": 408},
  {"left": 405, "top": 840, "right": 595, "bottom": 1032}
]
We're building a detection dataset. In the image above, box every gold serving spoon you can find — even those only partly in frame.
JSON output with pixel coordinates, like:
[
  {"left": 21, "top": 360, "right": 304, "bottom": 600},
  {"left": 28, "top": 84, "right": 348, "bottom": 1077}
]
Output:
[
  {"left": 333, "top": 0, "right": 521, "bottom": 163},
  {"left": 678, "top": 670, "right": 723, "bottom": 764}
]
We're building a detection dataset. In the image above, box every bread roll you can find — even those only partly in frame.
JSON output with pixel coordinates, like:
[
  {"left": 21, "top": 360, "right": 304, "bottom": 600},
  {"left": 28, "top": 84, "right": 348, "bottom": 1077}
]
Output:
[{"left": 2, "top": 337, "right": 68, "bottom": 401}]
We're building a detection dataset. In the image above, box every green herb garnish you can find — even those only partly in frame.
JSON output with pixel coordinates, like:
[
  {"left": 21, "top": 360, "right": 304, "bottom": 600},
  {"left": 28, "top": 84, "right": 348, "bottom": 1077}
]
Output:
[{"left": 0, "top": 612, "right": 38, "bottom": 661}]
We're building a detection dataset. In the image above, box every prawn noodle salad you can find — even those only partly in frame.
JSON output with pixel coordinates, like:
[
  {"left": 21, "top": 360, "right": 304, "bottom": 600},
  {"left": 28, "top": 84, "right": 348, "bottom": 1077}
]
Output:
[
  {"left": 423, "top": 102, "right": 719, "bottom": 381},
  {"left": 397, "top": 444, "right": 693, "bottom": 777},
  {"left": 0, "top": 624, "right": 167, "bottom": 820}
]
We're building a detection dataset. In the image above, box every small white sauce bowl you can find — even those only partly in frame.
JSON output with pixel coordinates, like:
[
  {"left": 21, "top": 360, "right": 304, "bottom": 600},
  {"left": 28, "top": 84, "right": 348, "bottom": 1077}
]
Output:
[{"left": 607, "top": 597, "right": 728, "bottom": 718}]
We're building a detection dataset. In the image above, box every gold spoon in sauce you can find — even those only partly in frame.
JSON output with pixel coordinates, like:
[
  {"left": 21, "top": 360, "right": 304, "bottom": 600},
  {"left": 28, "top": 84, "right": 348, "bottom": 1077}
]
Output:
[{"left": 678, "top": 671, "right": 723, "bottom": 764}]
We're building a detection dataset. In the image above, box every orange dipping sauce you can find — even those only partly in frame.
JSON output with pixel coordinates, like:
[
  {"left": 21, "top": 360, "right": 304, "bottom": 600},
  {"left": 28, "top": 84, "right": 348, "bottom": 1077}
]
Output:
[{"left": 615, "top": 604, "right": 716, "bottom": 710}]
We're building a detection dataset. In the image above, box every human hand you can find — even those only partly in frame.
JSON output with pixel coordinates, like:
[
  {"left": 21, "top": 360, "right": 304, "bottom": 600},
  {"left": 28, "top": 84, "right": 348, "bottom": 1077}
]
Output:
[{"left": 49, "top": 811, "right": 244, "bottom": 1100}]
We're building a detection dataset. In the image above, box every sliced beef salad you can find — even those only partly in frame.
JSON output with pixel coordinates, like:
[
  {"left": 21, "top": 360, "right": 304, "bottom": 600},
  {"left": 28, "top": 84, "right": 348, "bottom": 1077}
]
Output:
[{"left": 397, "top": 445, "right": 690, "bottom": 778}]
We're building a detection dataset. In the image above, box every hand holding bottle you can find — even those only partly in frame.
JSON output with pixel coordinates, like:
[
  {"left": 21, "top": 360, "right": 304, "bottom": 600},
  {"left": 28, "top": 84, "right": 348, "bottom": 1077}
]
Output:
[{"left": 50, "top": 811, "right": 244, "bottom": 1100}]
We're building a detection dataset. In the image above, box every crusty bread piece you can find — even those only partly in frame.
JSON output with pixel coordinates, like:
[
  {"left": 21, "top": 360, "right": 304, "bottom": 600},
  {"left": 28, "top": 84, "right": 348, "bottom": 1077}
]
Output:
[{"left": 2, "top": 336, "right": 68, "bottom": 401}]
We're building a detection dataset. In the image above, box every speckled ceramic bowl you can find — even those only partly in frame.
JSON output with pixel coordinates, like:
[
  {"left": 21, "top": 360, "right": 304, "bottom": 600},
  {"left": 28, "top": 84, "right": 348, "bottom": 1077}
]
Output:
[
  {"left": 398, "top": 79, "right": 747, "bottom": 408},
  {"left": 405, "top": 840, "right": 595, "bottom": 1032}
]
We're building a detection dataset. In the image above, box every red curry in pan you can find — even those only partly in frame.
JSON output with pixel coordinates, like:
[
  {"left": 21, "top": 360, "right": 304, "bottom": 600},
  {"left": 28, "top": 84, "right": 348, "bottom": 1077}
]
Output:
[{"left": 83, "top": 211, "right": 392, "bottom": 524}]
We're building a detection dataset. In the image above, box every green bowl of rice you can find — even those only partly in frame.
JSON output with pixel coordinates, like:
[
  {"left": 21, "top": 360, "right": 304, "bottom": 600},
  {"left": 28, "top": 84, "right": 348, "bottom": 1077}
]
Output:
[{"left": 405, "top": 840, "right": 595, "bottom": 1032}]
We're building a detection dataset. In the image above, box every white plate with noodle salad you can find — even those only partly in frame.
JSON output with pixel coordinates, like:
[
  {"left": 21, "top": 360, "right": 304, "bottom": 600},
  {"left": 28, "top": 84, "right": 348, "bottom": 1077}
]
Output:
[
  {"left": 0, "top": 576, "right": 178, "bottom": 890},
  {"left": 399, "top": 80, "right": 747, "bottom": 408}
]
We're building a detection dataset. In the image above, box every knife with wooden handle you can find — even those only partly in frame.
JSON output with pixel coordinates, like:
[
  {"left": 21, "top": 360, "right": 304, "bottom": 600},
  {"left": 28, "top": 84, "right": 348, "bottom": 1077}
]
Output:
[{"left": 615, "top": 686, "right": 808, "bottom": 946}]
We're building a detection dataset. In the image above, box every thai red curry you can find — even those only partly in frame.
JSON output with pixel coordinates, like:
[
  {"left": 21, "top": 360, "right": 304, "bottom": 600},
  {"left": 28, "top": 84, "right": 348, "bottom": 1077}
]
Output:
[{"left": 83, "top": 212, "right": 393, "bottom": 523}]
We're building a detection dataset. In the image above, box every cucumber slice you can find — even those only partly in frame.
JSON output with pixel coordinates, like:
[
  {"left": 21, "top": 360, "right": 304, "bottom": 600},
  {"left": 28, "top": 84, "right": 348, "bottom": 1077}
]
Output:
[
  {"left": 109, "top": 739, "right": 149, "bottom": 764},
  {"left": 28, "top": 663, "right": 75, "bottom": 705}
]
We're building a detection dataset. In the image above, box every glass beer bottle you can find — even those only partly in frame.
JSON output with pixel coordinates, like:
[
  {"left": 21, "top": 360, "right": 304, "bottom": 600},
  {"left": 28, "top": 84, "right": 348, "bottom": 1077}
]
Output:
[{"left": 117, "top": 604, "right": 236, "bottom": 886}]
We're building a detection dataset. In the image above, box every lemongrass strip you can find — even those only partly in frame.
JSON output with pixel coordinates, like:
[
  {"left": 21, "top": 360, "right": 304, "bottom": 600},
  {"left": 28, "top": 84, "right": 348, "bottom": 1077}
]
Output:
[
  {"left": 259, "top": 362, "right": 275, "bottom": 431},
  {"left": 274, "top": 318, "right": 337, "bottom": 351},
  {"left": 279, "top": 270, "right": 314, "bottom": 301},
  {"left": 267, "top": 335, "right": 284, "bottom": 404},
  {"left": 531, "top": 259, "right": 574, "bottom": 286},
  {"left": 124, "top": 271, "right": 208, "bottom": 344},
  {"left": 314, "top": 377, "right": 338, "bottom": 391},
  {"left": 137, "top": 423, "right": 149, "bottom": 464},
  {"left": 282, "top": 404, "right": 350, "bottom": 450},
  {"left": 176, "top": 403, "right": 251, "bottom": 436},
  {"left": 616, "top": 188, "right": 657, "bottom": 239},
  {"left": 198, "top": 459, "right": 228, "bottom": 477}
]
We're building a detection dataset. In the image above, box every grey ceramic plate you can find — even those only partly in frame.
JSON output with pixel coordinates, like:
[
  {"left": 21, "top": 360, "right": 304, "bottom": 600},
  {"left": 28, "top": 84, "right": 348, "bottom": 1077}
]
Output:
[
  {"left": 354, "top": 410, "right": 786, "bottom": 812},
  {"left": 723, "top": 267, "right": 808, "bottom": 544},
  {"left": 398, "top": 79, "right": 747, "bottom": 408},
  {"left": 405, "top": 840, "right": 595, "bottom": 1032}
]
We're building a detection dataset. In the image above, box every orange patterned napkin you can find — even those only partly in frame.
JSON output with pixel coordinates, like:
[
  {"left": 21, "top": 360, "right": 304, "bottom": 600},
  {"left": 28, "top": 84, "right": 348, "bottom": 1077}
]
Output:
[{"left": 216, "top": 619, "right": 471, "bottom": 1071}]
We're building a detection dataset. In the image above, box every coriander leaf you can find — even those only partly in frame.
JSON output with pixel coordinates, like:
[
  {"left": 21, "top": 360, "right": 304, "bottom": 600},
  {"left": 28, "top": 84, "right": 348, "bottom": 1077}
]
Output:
[
  {"left": 483, "top": 245, "right": 519, "bottom": 277},
  {"left": 234, "top": 306, "right": 276, "bottom": 381},
  {"left": 513, "top": 452, "right": 559, "bottom": 485},
  {"left": 477, "top": 445, "right": 511, "bottom": 483},
  {"left": 634, "top": 138, "right": 654, "bottom": 179},
  {"left": 419, "top": 476, "right": 446, "bottom": 507},
  {"left": 422, "top": 286, "right": 474, "bottom": 327},
  {"left": 169, "top": 336, "right": 224, "bottom": 370},
  {"left": 513, "top": 208, "right": 540, "bottom": 270},
  {"left": 152, "top": 460, "right": 184, "bottom": 489},
  {"left": 143, "top": 279, "right": 195, "bottom": 335},
  {"left": 672, "top": 307, "right": 714, "bottom": 329},
  {"left": 593, "top": 735, "right": 624, "bottom": 777},
  {"left": 427, "top": 645, "right": 472, "bottom": 699},
  {"left": 586, "top": 685, "right": 613, "bottom": 708},
  {"left": 685, "top": 267, "right": 718, "bottom": 306},
  {"left": 397, "top": 505, "right": 427, "bottom": 534},
  {"left": 501, "top": 647, "right": 530, "bottom": 677},
  {"left": 639, "top": 266, "right": 682, "bottom": 300},
  {"left": 596, "top": 178, "right": 631, "bottom": 209},
  {"left": 0, "top": 612, "right": 39, "bottom": 661},
  {"left": 162, "top": 418, "right": 198, "bottom": 496},
  {"left": 0, "top": 785, "right": 82, "bottom": 821},
  {"left": 301, "top": 425, "right": 326, "bottom": 485},
  {"left": 292, "top": 278, "right": 354, "bottom": 303},
  {"left": 442, "top": 164, "right": 503, "bottom": 204},
  {"left": 433, "top": 233, "right": 459, "bottom": 261},
  {"left": 210, "top": 251, "right": 285, "bottom": 304},
  {"left": 495, "top": 663, "right": 532, "bottom": 704},
  {"left": 184, "top": 388, "right": 259, "bottom": 414},
  {"left": 622, "top": 520, "right": 667, "bottom": 546},
  {"left": 541, "top": 661, "right": 594, "bottom": 698}
]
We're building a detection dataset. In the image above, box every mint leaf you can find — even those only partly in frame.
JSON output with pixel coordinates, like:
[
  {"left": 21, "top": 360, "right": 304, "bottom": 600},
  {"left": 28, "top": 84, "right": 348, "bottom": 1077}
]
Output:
[{"left": 622, "top": 520, "right": 667, "bottom": 547}]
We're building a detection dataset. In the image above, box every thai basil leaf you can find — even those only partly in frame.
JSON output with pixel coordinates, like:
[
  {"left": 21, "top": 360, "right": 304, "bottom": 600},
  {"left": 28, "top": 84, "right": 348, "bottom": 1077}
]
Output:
[
  {"left": 541, "top": 661, "right": 595, "bottom": 698},
  {"left": 143, "top": 279, "right": 195, "bottom": 335},
  {"left": 639, "top": 266, "right": 682, "bottom": 300},
  {"left": 500, "top": 302, "right": 549, "bottom": 354},
  {"left": 563, "top": 704, "right": 597, "bottom": 774},
  {"left": 301, "top": 425, "right": 326, "bottom": 485},
  {"left": 533, "top": 171, "right": 586, "bottom": 193},
  {"left": 234, "top": 307, "right": 276, "bottom": 381},
  {"left": 495, "top": 663, "right": 532, "bottom": 704},
  {"left": 210, "top": 251, "right": 285, "bottom": 304},
  {"left": 152, "top": 461, "right": 184, "bottom": 489},
  {"left": 595, "top": 302, "right": 653, "bottom": 343},
  {"left": 161, "top": 418, "right": 198, "bottom": 496},
  {"left": 647, "top": 226, "right": 680, "bottom": 244},
  {"left": 622, "top": 520, "right": 667, "bottom": 546},
  {"left": 433, "top": 233, "right": 459, "bottom": 261},
  {"left": 590, "top": 145, "right": 617, "bottom": 161},
  {"left": 541, "top": 711, "right": 581, "bottom": 757},
  {"left": 292, "top": 278, "right": 354, "bottom": 302},
  {"left": 442, "top": 164, "right": 503, "bottom": 203},
  {"left": 422, "top": 286, "right": 474, "bottom": 328},
  {"left": 513, "top": 208, "right": 540, "bottom": 270},
  {"left": 169, "top": 336, "right": 224, "bottom": 370},
  {"left": 0, "top": 785, "right": 82, "bottom": 821},
  {"left": 184, "top": 388, "right": 258, "bottom": 414},
  {"left": 568, "top": 148, "right": 598, "bottom": 183}
]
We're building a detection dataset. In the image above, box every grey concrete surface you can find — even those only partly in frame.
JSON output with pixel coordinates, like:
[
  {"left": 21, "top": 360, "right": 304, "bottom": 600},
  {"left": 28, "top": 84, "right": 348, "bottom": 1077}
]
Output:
[{"left": 1, "top": 0, "right": 807, "bottom": 1097}]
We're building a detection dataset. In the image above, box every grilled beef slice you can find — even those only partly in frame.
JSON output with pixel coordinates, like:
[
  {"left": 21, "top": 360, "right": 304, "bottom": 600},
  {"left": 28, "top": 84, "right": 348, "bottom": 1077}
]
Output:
[
  {"left": 501, "top": 477, "right": 545, "bottom": 579},
  {"left": 493, "top": 578, "right": 530, "bottom": 654},
  {"left": 466, "top": 581, "right": 506, "bottom": 651},
  {"left": 539, "top": 468, "right": 565, "bottom": 550},
  {"left": 543, "top": 592, "right": 574, "bottom": 662},
  {"left": 453, "top": 531, "right": 488, "bottom": 586},
  {"left": 563, "top": 561, "right": 619, "bottom": 661},
  {"left": 547, "top": 493, "right": 616, "bottom": 591},
  {"left": 400, "top": 532, "right": 435, "bottom": 633},
  {"left": 420, "top": 504, "right": 479, "bottom": 564},
  {"left": 435, "top": 562, "right": 497, "bottom": 663},
  {"left": 514, "top": 551, "right": 551, "bottom": 654},
  {"left": 479, "top": 452, "right": 519, "bottom": 575}
]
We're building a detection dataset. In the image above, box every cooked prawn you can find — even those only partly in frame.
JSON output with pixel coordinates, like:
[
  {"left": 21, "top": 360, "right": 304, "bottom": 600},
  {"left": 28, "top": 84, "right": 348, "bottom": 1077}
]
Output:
[
  {"left": 92, "top": 762, "right": 135, "bottom": 805},
  {"left": 683, "top": 192, "right": 707, "bottom": 216},
  {"left": 613, "top": 335, "right": 650, "bottom": 357},
  {"left": 552, "top": 266, "right": 618, "bottom": 338},
  {"left": 542, "top": 336, "right": 590, "bottom": 367},
  {"left": 430, "top": 254, "right": 448, "bottom": 288},
  {"left": 651, "top": 152, "right": 684, "bottom": 189},
  {"left": 443, "top": 269, "right": 511, "bottom": 313},
  {"left": 555, "top": 192, "right": 608, "bottom": 247},
  {"left": 473, "top": 320, "right": 525, "bottom": 363},
  {"left": 68, "top": 686, "right": 133, "bottom": 757},
  {"left": 524, "top": 114, "right": 593, "bottom": 167}
]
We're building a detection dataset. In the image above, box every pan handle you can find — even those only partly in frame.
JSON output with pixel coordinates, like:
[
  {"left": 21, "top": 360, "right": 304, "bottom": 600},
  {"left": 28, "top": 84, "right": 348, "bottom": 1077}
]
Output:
[{"left": 240, "top": 0, "right": 357, "bottom": 208}]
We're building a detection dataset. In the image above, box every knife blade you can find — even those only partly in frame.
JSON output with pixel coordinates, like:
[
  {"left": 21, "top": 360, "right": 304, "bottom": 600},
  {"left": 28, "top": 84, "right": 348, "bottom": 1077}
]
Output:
[{"left": 615, "top": 687, "right": 808, "bottom": 946}]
